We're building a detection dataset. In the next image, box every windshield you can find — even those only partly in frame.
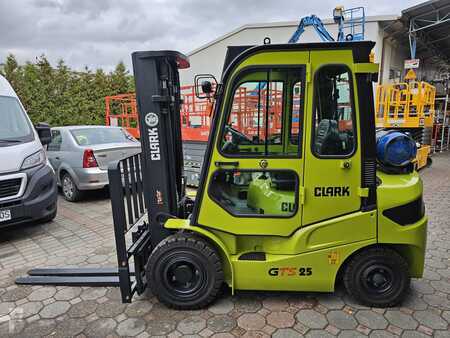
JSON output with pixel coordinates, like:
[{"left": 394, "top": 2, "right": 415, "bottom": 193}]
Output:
[
  {"left": 0, "top": 96, "right": 33, "bottom": 142},
  {"left": 71, "top": 128, "right": 138, "bottom": 146}
]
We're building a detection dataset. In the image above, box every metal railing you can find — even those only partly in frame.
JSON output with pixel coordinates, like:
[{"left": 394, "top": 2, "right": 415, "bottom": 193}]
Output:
[{"left": 375, "top": 82, "right": 436, "bottom": 128}]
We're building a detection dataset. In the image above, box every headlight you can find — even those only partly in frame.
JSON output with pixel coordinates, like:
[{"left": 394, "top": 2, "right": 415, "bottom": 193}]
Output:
[{"left": 21, "top": 150, "right": 46, "bottom": 170}]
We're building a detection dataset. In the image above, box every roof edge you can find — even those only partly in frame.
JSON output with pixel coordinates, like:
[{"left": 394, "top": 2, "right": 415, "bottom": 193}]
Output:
[{"left": 188, "top": 15, "right": 398, "bottom": 57}]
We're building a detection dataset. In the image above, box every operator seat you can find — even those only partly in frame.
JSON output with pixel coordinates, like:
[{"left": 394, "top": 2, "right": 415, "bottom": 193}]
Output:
[
  {"left": 271, "top": 172, "right": 296, "bottom": 191},
  {"left": 314, "top": 119, "right": 340, "bottom": 155}
]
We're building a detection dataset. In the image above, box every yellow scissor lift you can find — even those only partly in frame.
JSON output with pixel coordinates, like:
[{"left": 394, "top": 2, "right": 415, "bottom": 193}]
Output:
[{"left": 376, "top": 77, "right": 436, "bottom": 169}]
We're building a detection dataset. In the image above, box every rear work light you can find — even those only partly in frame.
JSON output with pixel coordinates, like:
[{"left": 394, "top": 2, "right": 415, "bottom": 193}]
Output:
[
  {"left": 83, "top": 149, "right": 98, "bottom": 168},
  {"left": 376, "top": 130, "right": 417, "bottom": 167}
]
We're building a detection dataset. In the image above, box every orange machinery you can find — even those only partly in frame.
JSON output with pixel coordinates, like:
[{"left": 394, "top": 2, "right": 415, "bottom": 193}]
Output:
[
  {"left": 105, "top": 94, "right": 139, "bottom": 138},
  {"left": 105, "top": 85, "right": 290, "bottom": 186},
  {"left": 105, "top": 85, "right": 285, "bottom": 142},
  {"left": 105, "top": 85, "right": 212, "bottom": 142}
]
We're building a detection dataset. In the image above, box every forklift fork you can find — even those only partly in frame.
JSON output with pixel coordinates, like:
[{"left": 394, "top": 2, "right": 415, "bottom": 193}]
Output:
[
  {"left": 15, "top": 268, "right": 129, "bottom": 287},
  {"left": 16, "top": 153, "right": 152, "bottom": 303}
]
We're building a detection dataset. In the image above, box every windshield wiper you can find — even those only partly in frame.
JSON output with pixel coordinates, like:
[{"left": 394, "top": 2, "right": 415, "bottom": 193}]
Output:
[{"left": 0, "top": 139, "right": 22, "bottom": 143}]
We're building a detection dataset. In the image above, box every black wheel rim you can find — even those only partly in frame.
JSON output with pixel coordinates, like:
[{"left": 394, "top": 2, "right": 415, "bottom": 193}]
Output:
[
  {"left": 161, "top": 253, "right": 206, "bottom": 297},
  {"left": 361, "top": 264, "right": 394, "bottom": 294}
]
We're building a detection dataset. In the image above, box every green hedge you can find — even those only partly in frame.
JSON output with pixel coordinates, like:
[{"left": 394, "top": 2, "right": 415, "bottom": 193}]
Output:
[{"left": 0, "top": 54, "right": 134, "bottom": 126}]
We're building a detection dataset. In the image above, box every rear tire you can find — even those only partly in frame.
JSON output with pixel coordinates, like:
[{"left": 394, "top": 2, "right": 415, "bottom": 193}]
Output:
[
  {"left": 344, "top": 247, "right": 410, "bottom": 308},
  {"left": 61, "top": 173, "right": 83, "bottom": 202},
  {"left": 147, "top": 234, "right": 224, "bottom": 310}
]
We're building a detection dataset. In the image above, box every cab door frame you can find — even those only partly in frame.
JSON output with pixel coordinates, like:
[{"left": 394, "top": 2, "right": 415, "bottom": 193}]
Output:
[
  {"left": 191, "top": 51, "right": 309, "bottom": 237},
  {"left": 302, "top": 58, "right": 362, "bottom": 226}
]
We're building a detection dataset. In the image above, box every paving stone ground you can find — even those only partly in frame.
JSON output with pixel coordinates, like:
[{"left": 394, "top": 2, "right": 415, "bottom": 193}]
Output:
[{"left": 0, "top": 153, "right": 449, "bottom": 337}]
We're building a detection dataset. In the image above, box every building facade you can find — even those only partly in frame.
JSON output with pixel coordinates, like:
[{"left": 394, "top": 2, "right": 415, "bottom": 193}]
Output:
[{"left": 179, "top": 15, "right": 410, "bottom": 87}]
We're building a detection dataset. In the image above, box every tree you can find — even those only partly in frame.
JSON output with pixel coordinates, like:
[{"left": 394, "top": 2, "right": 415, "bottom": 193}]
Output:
[
  {"left": 111, "top": 61, "right": 133, "bottom": 94},
  {"left": 1, "top": 54, "right": 22, "bottom": 91},
  {"left": 0, "top": 54, "right": 135, "bottom": 127}
]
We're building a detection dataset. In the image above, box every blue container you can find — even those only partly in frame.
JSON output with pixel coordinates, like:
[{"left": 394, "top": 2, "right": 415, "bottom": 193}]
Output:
[{"left": 376, "top": 131, "right": 417, "bottom": 167}]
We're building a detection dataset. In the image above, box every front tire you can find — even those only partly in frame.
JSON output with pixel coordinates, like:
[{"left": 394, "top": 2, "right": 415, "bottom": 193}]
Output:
[
  {"left": 344, "top": 247, "right": 410, "bottom": 308},
  {"left": 61, "top": 173, "right": 83, "bottom": 202},
  {"left": 147, "top": 234, "right": 224, "bottom": 310}
]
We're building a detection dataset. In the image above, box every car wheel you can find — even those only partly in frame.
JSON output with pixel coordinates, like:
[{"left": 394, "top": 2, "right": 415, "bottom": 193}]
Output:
[
  {"left": 344, "top": 247, "right": 410, "bottom": 308},
  {"left": 61, "top": 173, "right": 83, "bottom": 202},
  {"left": 147, "top": 234, "right": 224, "bottom": 310}
]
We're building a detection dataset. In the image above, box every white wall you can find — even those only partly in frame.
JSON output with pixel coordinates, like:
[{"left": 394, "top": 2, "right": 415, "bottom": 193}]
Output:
[
  {"left": 378, "top": 37, "right": 409, "bottom": 84},
  {"left": 179, "top": 19, "right": 386, "bottom": 87}
]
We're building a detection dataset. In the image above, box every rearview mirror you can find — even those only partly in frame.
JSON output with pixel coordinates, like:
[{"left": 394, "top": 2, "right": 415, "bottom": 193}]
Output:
[
  {"left": 35, "top": 122, "right": 51, "bottom": 145},
  {"left": 201, "top": 81, "right": 213, "bottom": 94},
  {"left": 370, "top": 72, "right": 379, "bottom": 83},
  {"left": 195, "top": 74, "right": 218, "bottom": 99}
]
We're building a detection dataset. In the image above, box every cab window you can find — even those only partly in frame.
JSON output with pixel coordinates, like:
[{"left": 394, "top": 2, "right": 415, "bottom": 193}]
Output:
[
  {"left": 312, "top": 65, "right": 355, "bottom": 157},
  {"left": 290, "top": 81, "right": 302, "bottom": 145},
  {"left": 48, "top": 130, "right": 62, "bottom": 151},
  {"left": 209, "top": 170, "right": 298, "bottom": 217},
  {"left": 220, "top": 68, "right": 304, "bottom": 157}
]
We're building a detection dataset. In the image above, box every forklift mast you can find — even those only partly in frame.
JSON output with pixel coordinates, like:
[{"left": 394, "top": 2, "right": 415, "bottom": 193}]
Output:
[{"left": 132, "top": 51, "right": 190, "bottom": 247}]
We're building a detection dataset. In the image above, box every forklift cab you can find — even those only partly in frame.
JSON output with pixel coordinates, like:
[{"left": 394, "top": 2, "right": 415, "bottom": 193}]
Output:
[{"left": 193, "top": 42, "right": 377, "bottom": 235}]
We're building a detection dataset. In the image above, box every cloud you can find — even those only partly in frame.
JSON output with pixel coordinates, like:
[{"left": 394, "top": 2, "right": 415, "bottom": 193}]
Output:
[{"left": 0, "top": 0, "right": 423, "bottom": 71}]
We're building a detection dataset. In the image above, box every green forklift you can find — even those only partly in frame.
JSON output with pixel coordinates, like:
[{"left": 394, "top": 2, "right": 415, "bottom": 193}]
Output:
[{"left": 17, "top": 41, "right": 427, "bottom": 310}]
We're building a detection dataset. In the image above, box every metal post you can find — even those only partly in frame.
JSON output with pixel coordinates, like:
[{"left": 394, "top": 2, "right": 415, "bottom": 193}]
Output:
[
  {"left": 441, "top": 93, "right": 449, "bottom": 152},
  {"left": 446, "top": 93, "right": 450, "bottom": 151},
  {"left": 447, "top": 112, "right": 450, "bottom": 150},
  {"left": 409, "top": 21, "right": 417, "bottom": 59}
]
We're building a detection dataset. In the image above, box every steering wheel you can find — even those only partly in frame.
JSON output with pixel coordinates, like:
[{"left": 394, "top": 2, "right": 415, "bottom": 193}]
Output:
[
  {"left": 221, "top": 125, "right": 255, "bottom": 153},
  {"left": 224, "top": 125, "right": 253, "bottom": 144}
]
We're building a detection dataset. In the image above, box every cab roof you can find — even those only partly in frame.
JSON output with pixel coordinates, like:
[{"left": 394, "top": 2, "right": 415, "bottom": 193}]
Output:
[
  {"left": 222, "top": 41, "right": 375, "bottom": 78},
  {"left": 0, "top": 75, "right": 18, "bottom": 98}
]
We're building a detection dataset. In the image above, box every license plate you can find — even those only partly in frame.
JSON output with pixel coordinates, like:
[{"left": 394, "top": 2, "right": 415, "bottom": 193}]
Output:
[{"left": 0, "top": 209, "right": 12, "bottom": 222}]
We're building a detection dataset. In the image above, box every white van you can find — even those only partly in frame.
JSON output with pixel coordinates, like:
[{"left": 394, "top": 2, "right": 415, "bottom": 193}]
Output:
[{"left": 0, "top": 75, "right": 57, "bottom": 227}]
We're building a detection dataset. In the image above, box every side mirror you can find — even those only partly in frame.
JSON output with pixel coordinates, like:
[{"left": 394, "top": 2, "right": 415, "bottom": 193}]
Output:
[
  {"left": 370, "top": 72, "right": 379, "bottom": 83},
  {"left": 35, "top": 122, "right": 51, "bottom": 145},
  {"left": 201, "top": 81, "right": 213, "bottom": 94},
  {"left": 195, "top": 74, "right": 218, "bottom": 99}
]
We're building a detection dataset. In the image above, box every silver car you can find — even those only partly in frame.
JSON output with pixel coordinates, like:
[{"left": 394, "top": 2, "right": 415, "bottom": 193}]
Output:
[{"left": 47, "top": 126, "right": 141, "bottom": 201}]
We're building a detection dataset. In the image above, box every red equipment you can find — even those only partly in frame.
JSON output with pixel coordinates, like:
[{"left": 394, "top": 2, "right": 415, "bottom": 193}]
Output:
[
  {"left": 105, "top": 85, "right": 288, "bottom": 142},
  {"left": 105, "top": 94, "right": 139, "bottom": 138},
  {"left": 105, "top": 86, "right": 213, "bottom": 142}
]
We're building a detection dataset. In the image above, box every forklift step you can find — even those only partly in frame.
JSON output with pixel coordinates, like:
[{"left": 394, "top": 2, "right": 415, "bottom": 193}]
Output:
[
  {"left": 15, "top": 275, "right": 121, "bottom": 287},
  {"left": 238, "top": 252, "right": 266, "bottom": 261}
]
